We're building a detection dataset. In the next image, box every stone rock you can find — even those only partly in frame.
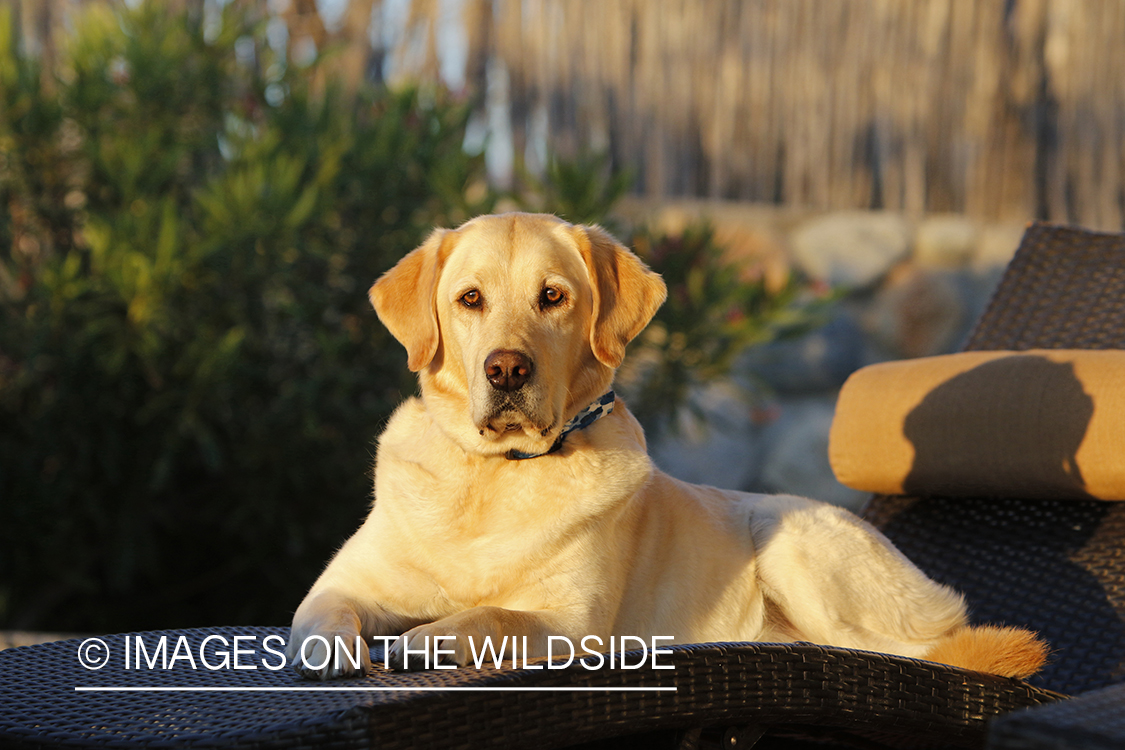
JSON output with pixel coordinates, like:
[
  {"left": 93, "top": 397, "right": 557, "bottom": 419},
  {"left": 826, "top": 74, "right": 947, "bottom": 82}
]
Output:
[
  {"left": 973, "top": 223, "right": 1028, "bottom": 271},
  {"left": 712, "top": 224, "right": 793, "bottom": 293},
  {"left": 790, "top": 211, "right": 911, "bottom": 288},
  {"left": 914, "top": 215, "right": 978, "bottom": 268},
  {"left": 756, "top": 396, "right": 869, "bottom": 512},
  {"left": 863, "top": 264, "right": 965, "bottom": 358},
  {"left": 614, "top": 196, "right": 798, "bottom": 292},
  {"left": 739, "top": 312, "right": 867, "bottom": 394},
  {"left": 646, "top": 379, "right": 763, "bottom": 491}
]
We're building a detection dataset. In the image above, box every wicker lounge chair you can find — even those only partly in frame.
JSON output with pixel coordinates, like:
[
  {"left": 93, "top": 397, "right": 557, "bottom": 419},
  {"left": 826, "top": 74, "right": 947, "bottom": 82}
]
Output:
[{"left": 1, "top": 222, "right": 1122, "bottom": 749}]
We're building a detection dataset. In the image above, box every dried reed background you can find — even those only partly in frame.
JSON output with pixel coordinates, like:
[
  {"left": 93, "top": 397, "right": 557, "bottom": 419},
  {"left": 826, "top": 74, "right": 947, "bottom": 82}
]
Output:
[{"left": 11, "top": 0, "right": 1125, "bottom": 228}]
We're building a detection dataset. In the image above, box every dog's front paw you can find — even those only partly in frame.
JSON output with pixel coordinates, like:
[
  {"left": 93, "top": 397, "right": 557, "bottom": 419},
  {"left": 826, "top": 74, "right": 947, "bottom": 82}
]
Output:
[
  {"left": 386, "top": 625, "right": 462, "bottom": 671},
  {"left": 383, "top": 606, "right": 552, "bottom": 671},
  {"left": 288, "top": 631, "right": 372, "bottom": 680}
]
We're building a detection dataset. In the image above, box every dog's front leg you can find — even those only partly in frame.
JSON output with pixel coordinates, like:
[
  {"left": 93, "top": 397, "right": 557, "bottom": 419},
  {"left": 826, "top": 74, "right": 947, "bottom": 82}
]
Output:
[
  {"left": 288, "top": 589, "right": 419, "bottom": 679},
  {"left": 386, "top": 606, "right": 567, "bottom": 670},
  {"left": 286, "top": 589, "right": 370, "bottom": 679}
]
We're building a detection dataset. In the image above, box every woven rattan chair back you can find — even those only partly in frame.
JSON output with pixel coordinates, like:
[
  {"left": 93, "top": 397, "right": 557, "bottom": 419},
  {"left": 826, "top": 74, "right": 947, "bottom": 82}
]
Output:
[{"left": 863, "top": 223, "right": 1125, "bottom": 696}]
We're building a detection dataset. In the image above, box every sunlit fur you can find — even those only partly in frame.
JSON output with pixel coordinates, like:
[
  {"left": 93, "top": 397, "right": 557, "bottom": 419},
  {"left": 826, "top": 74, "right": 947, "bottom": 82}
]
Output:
[{"left": 288, "top": 213, "right": 1046, "bottom": 681}]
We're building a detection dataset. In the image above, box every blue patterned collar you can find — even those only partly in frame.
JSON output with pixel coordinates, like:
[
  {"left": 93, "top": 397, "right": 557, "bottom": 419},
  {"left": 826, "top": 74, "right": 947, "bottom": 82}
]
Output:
[{"left": 506, "top": 391, "right": 616, "bottom": 460}]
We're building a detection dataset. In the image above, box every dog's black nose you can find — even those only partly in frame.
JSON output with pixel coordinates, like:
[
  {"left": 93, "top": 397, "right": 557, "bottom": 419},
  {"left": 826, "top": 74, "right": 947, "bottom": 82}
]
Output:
[{"left": 485, "top": 349, "right": 533, "bottom": 392}]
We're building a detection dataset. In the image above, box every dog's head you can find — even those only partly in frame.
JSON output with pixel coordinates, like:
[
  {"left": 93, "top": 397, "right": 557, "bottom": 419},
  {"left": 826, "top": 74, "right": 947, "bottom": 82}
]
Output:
[{"left": 370, "top": 213, "right": 666, "bottom": 457}]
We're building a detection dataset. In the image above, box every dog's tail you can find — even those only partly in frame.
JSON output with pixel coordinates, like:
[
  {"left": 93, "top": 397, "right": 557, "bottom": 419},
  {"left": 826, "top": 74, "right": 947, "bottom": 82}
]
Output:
[{"left": 923, "top": 625, "right": 1048, "bottom": 679}]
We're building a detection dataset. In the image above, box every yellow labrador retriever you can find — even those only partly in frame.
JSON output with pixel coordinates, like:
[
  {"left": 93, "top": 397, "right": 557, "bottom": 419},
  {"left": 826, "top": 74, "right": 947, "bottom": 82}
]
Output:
[{"left": 288, "top": 212, "right": 1045, "bottom": 679}]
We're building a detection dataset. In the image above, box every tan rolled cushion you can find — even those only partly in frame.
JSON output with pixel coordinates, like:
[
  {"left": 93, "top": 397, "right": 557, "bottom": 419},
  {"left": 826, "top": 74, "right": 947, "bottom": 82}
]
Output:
[{"left": 829, "top": 350, "right": 1125, "bottom": 500}]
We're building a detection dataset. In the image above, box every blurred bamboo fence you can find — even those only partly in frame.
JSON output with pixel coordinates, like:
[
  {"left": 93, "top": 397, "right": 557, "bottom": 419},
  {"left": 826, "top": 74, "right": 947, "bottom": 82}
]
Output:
[{"left": 8, "top": 0, "right": 1125, "bottom": 228}]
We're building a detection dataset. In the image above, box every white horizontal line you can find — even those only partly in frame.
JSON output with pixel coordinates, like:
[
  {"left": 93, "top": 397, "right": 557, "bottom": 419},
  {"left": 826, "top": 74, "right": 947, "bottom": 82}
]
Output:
[{"left": 74, "top": 686, "right": 676, "bottom": 693}]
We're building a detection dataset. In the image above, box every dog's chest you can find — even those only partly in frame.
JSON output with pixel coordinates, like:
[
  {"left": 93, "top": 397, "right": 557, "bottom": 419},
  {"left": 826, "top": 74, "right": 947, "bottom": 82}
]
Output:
[
  {"left": 383, "top": 453, "right": 602, "bottom": 549},
  {"left": 372, "top": 474, "right": 597, "bottom": 612},
  {"left": 375, "top": 458, "right": 641, "bottom": 611}
]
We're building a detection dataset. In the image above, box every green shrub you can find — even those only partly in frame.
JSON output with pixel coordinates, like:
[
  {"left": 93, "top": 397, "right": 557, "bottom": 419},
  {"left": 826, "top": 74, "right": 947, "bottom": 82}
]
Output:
[
  {"left": 620, "top": 223, "right": 834, "bottom": 435},
  {"left": 513, "top": 151, "right": 632, "bottom": 229},
  {"left": 0, "top": 2, "right": 492, "bottom": 632}
]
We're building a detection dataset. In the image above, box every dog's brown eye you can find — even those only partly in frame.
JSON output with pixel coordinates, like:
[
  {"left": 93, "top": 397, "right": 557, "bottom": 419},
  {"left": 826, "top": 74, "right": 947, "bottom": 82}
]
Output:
[
  {"left": 460, "top": 290, "right": 482, "bottom": 308},
  {"left": 539, "top": 287, "right": 565, "bottom": 309}
]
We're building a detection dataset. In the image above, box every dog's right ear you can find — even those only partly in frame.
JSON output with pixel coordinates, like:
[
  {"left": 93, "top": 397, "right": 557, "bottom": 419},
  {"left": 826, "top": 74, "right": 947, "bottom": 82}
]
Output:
[{"left": 369, "top": 229, "right": 450, "bottom": 372}]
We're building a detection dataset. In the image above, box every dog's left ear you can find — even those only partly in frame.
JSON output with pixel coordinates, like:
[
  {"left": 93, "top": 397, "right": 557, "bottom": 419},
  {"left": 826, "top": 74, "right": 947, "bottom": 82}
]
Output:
[
  {"left": 573, "top": 224, "right": 667, "bottom": 368},
  {"left": 369, "top": 229, "right": 450, "bottom": 372}
]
